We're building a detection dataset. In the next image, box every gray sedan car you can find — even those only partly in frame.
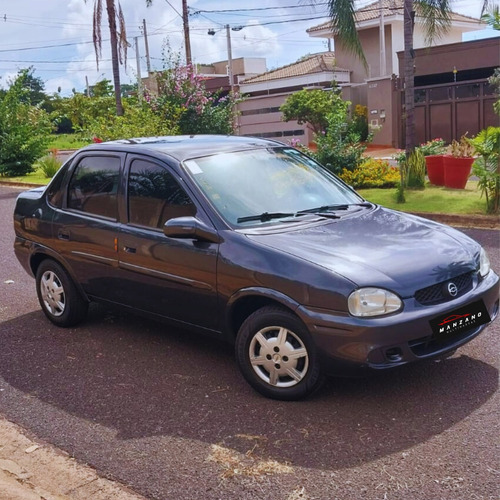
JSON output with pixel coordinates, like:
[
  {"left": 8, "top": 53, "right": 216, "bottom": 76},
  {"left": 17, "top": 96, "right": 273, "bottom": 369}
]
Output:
[{"left": 13, "top": 135, "right": 499, "bottom": 399}]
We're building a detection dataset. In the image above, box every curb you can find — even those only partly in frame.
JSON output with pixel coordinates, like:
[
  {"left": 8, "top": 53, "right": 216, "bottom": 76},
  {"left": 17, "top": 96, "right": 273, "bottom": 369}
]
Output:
[
  {"left": 0, "top": 418, "right": 145, "bottom": 500},
  {"left": 410, "top": 212, "right": 499, "bottom": 230}
]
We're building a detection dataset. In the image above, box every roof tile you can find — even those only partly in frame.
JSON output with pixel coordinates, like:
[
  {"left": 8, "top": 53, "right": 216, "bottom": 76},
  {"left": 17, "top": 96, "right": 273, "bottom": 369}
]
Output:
[
  {"left": 307, "top": 0, "right": 482, "bottom": 34},
  {"left": 241, "top": 52, "right": 348, "bottom": 83}
]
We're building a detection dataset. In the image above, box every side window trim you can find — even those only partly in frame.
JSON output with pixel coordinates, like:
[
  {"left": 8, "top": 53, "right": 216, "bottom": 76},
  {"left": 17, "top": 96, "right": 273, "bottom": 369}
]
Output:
[
  {"left": 65, "top": 152, "right": 125, "bottom": 221},
  {"left": 126, "top": 155, "right": 198, "bottom": 230}
]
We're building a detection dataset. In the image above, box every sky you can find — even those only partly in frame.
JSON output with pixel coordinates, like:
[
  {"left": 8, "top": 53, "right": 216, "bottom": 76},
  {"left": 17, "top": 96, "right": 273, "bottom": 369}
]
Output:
[{"left": 0, "top": 0, "right": 497, "bottom": 96}]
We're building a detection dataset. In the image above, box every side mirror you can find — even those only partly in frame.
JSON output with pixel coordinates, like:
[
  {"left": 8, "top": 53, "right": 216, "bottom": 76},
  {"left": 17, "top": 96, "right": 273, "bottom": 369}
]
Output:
[{"left": 163, "top": 216, "right": 221, "bottom": 243}]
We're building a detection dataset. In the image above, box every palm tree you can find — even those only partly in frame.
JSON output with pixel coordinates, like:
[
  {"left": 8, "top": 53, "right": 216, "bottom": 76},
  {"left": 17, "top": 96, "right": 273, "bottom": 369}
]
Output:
[
  {"left": 86, "top": 0, "right": 153, "bottom": 116},
  {"left": 325, "top": 0, "right": 491, "bottom": 153},
  {"left": 482, "top": 4, "right": 500, "bottom": 30}
]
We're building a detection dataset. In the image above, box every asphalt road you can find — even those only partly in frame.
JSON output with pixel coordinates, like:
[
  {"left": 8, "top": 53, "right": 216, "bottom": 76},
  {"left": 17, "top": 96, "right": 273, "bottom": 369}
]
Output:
[{"left": 1, "top": 184, "right": 499, "bottom": 500}]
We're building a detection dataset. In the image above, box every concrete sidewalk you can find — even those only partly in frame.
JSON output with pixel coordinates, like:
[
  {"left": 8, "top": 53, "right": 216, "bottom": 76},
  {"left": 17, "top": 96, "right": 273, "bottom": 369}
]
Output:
[
  {"left": 0, "top": 419, "right": 144, "bottom": 500},
  {"left": 363, "top": 145, "right": 399, "bottom": 160}
]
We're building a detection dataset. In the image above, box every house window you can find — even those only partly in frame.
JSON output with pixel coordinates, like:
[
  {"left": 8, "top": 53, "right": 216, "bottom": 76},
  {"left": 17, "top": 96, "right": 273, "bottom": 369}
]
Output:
[
  {"left": 240, "top": 107, "right": 281, "bottom": 116},
  {"left": 244, "top": 130, "right": 305, "bottom": 139}
]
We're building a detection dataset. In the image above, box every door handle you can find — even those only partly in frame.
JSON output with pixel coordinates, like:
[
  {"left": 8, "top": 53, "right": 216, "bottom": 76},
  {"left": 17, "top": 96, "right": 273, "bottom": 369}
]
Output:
[
  {"left": 123, "top": 246, "right": 136, "bottom": 254},
  {"left": 58, "top": 229, "right": 70, "bottom": 240}
]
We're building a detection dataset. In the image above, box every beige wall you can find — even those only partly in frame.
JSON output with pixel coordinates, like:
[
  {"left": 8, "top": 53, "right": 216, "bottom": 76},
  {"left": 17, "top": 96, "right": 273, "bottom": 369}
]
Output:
[
  {"left": 366, "top": 77, "right": 394, "bottom": 146},
  {"left": 334, "top": 19, "right": 479, "bottom": 83},
  {"left": 213, "top": 58, "right": 267, "bottom": 77},
  {"left": 335, "top": 25, "right": 393, "bottom": 83},
  {"left": 237, "top": 93, "right": 314, "bottom": 145}
]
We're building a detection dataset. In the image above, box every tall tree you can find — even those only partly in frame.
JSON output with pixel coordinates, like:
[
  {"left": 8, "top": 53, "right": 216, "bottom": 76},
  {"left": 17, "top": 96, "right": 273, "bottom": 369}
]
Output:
[
  {"left": 14, "top": 67, "right": 47, "bottom": 106},
  {"left": 86, "top": 0, "right": 153, "bottom": 116},
  {"left": 324, "top": 0, "right": 490, "bottom": 153}
]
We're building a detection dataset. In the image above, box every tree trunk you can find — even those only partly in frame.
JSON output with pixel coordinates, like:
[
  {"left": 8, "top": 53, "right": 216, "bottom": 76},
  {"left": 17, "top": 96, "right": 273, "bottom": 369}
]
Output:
[
  {"left": 403, "top": 0, "right": 415, "bottom": 153},
  {"left": 106, "top": 0, "right": 124, "bottom": 116}
]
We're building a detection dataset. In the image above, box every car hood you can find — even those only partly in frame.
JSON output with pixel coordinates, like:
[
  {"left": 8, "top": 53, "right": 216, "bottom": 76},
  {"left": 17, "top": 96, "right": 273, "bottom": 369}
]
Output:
[{"left": 246, "top": 206, "right": 479, "bottom": 297}]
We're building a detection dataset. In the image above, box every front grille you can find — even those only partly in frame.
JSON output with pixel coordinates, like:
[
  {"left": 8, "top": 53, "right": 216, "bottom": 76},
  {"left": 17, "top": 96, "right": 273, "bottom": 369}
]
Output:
[
  {"left": 409, "top": 325, "right": 481, "bottom": 357},
  {"left": 414, "top": 272, "right": 474, "bottom": 306}
]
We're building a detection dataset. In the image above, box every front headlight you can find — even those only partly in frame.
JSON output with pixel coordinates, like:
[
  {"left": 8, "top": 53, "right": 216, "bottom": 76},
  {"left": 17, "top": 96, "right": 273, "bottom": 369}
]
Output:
[
  {"left": 479, "top": 247, "right": 491, "bottom": 278},
  {"left": 348, "top": 288, "right": 403, "bottom": 317}
]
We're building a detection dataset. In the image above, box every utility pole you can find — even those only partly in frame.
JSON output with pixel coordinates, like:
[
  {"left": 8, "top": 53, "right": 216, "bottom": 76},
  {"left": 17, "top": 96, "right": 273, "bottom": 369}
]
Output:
[
  {"left": 379, "top": 0, "right": 387, "bottom": 76},
  {"left": 226, "top": 24, "right": 234, "bottom": 94},
  {"left": 182, "top": 0, "right": 192, "bottom": 65},
  {"left": 135, "top": 37, "right": 142, "bottom": 101},
  {"left": 85, "top": 76, "right": 90, "bottom": 97},
  {"left": 142, "top": 19, "right": 152, "bottom": 74}
]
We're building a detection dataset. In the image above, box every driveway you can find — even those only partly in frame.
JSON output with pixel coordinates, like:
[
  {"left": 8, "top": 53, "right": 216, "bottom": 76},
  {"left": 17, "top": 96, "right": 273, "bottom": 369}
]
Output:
[{"left": 1, "top": 184, "right": 498, "bottom": 500}]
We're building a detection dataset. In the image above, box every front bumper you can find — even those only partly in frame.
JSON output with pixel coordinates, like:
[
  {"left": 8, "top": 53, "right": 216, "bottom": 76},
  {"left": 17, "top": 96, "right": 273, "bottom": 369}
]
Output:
[{"left": 298, "top": 270, "right": 499, "bottom": 375}]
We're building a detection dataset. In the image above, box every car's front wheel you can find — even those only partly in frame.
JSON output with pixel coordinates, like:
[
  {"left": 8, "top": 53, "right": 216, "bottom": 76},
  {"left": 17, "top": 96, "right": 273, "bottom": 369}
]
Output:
[
  {"left": 36, "top": 260, "right": 88, "bottom": 327},
  {"left": 235, "top": 306, "right": 323, "bottom": 400}
]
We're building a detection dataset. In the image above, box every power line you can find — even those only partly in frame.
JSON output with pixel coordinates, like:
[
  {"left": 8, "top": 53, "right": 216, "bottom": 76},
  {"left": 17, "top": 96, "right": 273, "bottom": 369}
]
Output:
[
  {"left": 164, "top": 0, "right": 183, "bottom": 19},
  {"left": 191, "top": 3, "right": 329, "bottom": 15},
  {"left": 0, "top": 58, "right": 112, "bottom": 64}
]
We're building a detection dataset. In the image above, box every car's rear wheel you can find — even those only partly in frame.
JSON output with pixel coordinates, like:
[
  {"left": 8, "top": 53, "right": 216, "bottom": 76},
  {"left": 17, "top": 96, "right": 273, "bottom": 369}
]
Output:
[
  {"left": 235, "top": 306, "right": 323, "bottom": 400},
  {"left": 36, "top": 260, "right": 88, "bottom": 327}
]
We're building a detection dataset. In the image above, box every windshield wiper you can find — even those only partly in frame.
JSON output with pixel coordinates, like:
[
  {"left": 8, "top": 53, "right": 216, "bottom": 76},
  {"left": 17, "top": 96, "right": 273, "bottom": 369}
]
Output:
[
  {"left": 297, "top": 202, "right": 373, "bottom": 215},
  {"left": 297, "top": 204, "right": 348, "bottom": 214},
  {"left": 237, "top": 211, "right": 297, "bottom": 223},
  {"left": 237, "top": 203, "right": 373, "bottom": 224}
]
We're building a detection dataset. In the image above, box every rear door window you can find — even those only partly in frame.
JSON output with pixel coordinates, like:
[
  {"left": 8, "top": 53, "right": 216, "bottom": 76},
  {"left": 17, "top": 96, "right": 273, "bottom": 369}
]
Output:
[{"left": 67, "top": 156, "right": 121, "bottom": 219}]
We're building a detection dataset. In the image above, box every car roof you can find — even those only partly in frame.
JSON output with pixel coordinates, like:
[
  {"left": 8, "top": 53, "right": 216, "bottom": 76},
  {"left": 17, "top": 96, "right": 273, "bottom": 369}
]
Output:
[{"left": 80, "top": 135, "right": 286, "bottom": 162}]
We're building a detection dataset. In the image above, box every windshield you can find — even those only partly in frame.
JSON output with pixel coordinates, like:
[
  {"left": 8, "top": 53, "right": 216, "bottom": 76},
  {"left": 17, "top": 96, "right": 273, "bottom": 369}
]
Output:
[{"left": 184, "top": 147, "right": 364, "bottom": 226}]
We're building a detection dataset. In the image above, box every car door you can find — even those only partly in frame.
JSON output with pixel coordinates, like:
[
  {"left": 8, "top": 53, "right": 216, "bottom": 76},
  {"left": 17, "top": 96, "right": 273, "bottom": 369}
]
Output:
[
  {"left": 50, "top": 152, "right": 125, "bottom": 301},
  {"left": 117, "top": 155, "right": 219, "bottom": 331}
]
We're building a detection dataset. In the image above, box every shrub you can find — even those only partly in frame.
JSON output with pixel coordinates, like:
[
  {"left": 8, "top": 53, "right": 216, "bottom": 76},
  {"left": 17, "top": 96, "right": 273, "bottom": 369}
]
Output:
[
  {"left": 339, "top": 158, "right": 400, "bottom": 189},
  {"left": 394, "top": 149, "right": 426, "bottom": 190},
  {"left": 470, "top": 127, "right": 500, "bottom": 214},
  {"left": 35, "top": 154, "right": 62, "bottom": 178},
  {"left": 0, "top": 73, "right": 52, "bottom": 176},
  {"left": 314, "top": 137, "right": 366, "bottom": 175},
  {"left": 405, "top": 149, "right": 427, "bottom": 188},
  {"left": 81, "top": 102, "right": 173, "bottom": 141},
  {"left": 281, "top": 83, "right": 368, "bottom": 175},
  {"left": 347, "top": 104, "right": 369, "bottom": 142},
  {"left": 148, "top": 48, "right": 239, "bottom": 135},
  {"left": 312, "top": 94, "right": 366, "bottom": 175}
]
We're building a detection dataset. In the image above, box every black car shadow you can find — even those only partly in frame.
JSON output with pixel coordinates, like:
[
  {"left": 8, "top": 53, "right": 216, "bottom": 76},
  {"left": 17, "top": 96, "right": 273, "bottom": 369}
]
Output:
[{"left": 0, "top": 306, "right": 497, "bottom": 471}]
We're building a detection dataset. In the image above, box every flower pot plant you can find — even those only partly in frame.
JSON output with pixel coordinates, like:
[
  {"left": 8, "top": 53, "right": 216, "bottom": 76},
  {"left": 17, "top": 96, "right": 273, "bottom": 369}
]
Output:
[
  {"left": 443, "top": 134, "right": 475, "bottom": 189},
  {"left": 419, "top": 138, "right": 446, "bottom": 186}
]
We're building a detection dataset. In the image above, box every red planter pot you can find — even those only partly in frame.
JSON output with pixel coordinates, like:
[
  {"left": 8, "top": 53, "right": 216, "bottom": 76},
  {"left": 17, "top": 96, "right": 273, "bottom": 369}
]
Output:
[
  {"left": 443, "top": 155, "right": 474, "bottom": 189},
  {"left": 425, "top": 155, "right": 444, "bottom": 186}
]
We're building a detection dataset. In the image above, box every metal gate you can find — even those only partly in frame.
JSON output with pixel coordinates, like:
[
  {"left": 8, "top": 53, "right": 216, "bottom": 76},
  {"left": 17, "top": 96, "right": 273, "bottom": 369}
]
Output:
[{"left": 398, "top": 79, "right": 498, "bottom": 147}]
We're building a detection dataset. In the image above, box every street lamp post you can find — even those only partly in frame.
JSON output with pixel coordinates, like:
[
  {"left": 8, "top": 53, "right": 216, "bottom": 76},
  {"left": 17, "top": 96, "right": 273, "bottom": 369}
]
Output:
[{"left": 208, "top": 25, "right": 243, "bottom": 95}]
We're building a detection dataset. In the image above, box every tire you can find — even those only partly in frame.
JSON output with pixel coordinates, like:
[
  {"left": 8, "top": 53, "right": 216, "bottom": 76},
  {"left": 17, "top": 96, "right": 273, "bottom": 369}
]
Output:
[
  {"left": 35, "top": 260, "right": 89, "bottom": 327},
  {"left": 235, "top": 306, "right": 323, "bottom": 400}
]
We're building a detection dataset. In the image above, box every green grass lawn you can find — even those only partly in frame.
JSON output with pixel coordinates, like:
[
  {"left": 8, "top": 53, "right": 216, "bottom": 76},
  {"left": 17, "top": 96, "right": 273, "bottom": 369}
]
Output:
[
  {"left": 1, "top": 170, "right": 51, "bottom": 185},
  {"left": 47, "top": 134, "right": 90, "bottom": 151},
  {"left": 358, "top": 181, "right": 486, "bottom": 215}
]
